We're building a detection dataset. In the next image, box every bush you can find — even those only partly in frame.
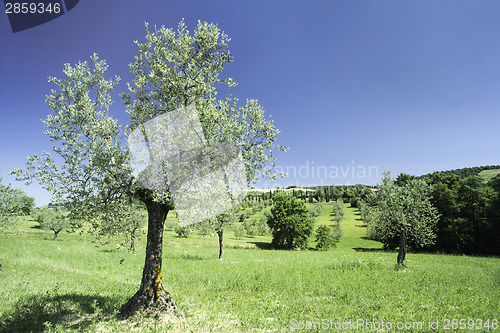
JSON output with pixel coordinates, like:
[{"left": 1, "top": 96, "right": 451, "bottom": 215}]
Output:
[{"left": 267, "top": 194, "right": 314, "bottom": 250}]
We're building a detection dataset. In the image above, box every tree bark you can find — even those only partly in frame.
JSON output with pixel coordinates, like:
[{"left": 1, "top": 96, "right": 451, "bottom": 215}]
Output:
[
  {"left": 397, "top": 230, "right": 407, "bottom": 265},
  {"left": 53, "top": 229, "right": 60, "bottom": 241},
  {"left": 217, "top": 226, "right": 223, "bottom": 259},
  {"left": 120, "top": 188, "right": 183, "bottom": 318}
]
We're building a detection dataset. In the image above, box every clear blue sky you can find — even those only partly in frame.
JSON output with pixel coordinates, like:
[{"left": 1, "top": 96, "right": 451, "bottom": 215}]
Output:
[{"left": 1, "top": 0, "right": 500, "bottom": 206}]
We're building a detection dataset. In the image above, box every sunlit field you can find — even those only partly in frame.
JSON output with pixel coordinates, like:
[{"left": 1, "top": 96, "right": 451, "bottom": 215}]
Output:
[{"left": 1, "top": 204, "right": 499, "bottom": 332}]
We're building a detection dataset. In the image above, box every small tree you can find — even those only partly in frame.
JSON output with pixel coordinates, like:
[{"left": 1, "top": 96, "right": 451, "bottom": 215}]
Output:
[
  {"left": 332, "top": 198, "right": 344, "bottom": 225},
  {"left": 175, "top": 225, "right": 191, "bottom": 238},
  {"left": 38, "top": 207, "right": 70, "bottom": 240},
  {"left": 124, "top": 208, "right": 146, "bottom": 252},
  {"left": 256, "top": 216, "right": 269, "bottom": 235},
  {"left": 366, "top": 171, "right": 440, "bottom": 259},
  {"left": 315, "top": 225, "right": 337, "bottom": 250},
  {"left": 266, "top": 194, "right": 314, "bottom": 250},
  {"left": 233, "top": 224, "right": 245, "bottom": 239}
]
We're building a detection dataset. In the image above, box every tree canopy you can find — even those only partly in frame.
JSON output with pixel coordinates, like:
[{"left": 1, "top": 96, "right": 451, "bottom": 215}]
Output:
[
  {"left": 267, "top": 194, "right": 314, "bottom": 250},
  {"left": 12, "top": 19, "right": 287, "bottom": 316},
  {"left": 362, "top": 171, "right": 440, "bottom": 250}
]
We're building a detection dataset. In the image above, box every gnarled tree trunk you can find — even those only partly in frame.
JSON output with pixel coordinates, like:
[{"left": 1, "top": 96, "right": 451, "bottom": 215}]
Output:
[{"left": 120, "top": 188, "right": 183, "bottom": 318}]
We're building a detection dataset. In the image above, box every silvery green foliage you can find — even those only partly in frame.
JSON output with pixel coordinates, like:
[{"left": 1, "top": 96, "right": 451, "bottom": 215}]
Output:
[
  {"left": 127, "top": 105, "right": 247, "bottom": 226},
  {"left": 366, "top": 171, "right": 440, "bottom": 249},
  {"left": 37, "top": 207, "right": 70, "bottom": 239},
  {"left": 12, "top": 20, "right": 286, "bottom": 238},
  {"left": 332, "top": 198, "right": 344, "bottom": 225},
  {"left": 122, "top": 20, "right": 287, "bottom": 186},
  {"left": 12, "top": 54, "right": 130, "bottom": 215}
]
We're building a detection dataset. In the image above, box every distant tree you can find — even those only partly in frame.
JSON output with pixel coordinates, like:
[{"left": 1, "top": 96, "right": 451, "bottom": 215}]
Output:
[
  {"left": 487, "top": 175, "right": 500, "bottom": 254},
  {"left": 395, "top": 173, "right": 415, "bottom": 187},
  {"left": 175, "top": 225, "right": 191, "bottom": 238},
  {"left": 454, "top": 176, "right": 495, "bottom": 254},
  {"left": 0, "top": 177, "right": 35, "bottom": 231},
  {"left": 315, "top": 225, "right": 338, "bottom": 250},
  {"left": 332, "top": 198, "right": 344, "bottom": 225},
  {"left": 90, "top": 201, "right": 146, "bottom": 252},
  {"left": 123, "top": 208, "right": 146, "bottom": 252},
  {"left": 266, "top": 194, "right": 314, "bottom": 250},
  {"left": 243, "top": 218, "right": 257, "bottom": 237},
  {"left": 38, "top": 207, "right": 70, "bottom": 240},
  {"left": 309, "top": 203, "right": 322, "bottom": 217},
  {"left": 214, "top": 211, "right": 236, "bottom": 259},
  {"left": 257, "top": 216, "right": 269, "bottom": 235},
  {"left": 233, "top": 224, "right": 245, "bottom": 240}
]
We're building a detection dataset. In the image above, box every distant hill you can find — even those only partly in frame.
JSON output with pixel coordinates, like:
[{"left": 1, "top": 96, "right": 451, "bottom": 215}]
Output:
[
  {"left": 479, "top": 169, "right": 500, "bottom": 182},
  {"left": 419, "top": 165, "right": 500, "bottom": 181}
]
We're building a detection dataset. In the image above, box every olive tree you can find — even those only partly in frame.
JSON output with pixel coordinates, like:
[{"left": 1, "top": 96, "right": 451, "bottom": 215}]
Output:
[
  {"left": 37, "top": 207, "right": 70, "bottom": 240},
  {"left": 13, "top": 20, "right": 286, "bottom": 317},
  {"left": 364, "top": 171, "right": 440, "bottom": 263}
]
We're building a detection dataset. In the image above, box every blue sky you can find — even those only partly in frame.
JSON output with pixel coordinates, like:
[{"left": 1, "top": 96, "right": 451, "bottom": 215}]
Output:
[{"left": 1, "top": 0, "right": 500, "bottom": 206}]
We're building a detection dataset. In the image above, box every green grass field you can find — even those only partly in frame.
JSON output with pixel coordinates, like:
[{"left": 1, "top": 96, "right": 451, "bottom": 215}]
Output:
[{"left": 1, "top": 203, "right": 499, "bottom": 332}]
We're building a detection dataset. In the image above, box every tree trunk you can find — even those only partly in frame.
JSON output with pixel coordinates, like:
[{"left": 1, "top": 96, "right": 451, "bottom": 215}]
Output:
[
  {"left": 397, "top": 230, "right": 407, "bottom": 265},
  {"left": 120, "top": 189, "right": 183, "bottom": 318},
  {"left": 130, "top": 227, "right": 136, "bottom": 252},
  {"left": 53, "top": 229, "right": 60, "bottom": 241},
  {"left": 217, "top": 227, "right": 223, "bottom": 259}
]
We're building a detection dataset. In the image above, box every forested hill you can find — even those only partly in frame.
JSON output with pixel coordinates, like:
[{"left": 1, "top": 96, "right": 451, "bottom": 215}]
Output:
[{"left": 418, "top": 165, "right": 500, "bottom": 180}]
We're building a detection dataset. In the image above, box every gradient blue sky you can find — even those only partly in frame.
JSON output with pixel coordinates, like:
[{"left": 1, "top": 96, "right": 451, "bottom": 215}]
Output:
[{"left": 1, "top": 0, "right": 500, "bottom": 206}]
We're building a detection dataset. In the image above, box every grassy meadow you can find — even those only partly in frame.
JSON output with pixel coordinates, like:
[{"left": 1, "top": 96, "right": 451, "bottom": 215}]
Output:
[{"left": 0, "top": 203, "right": 499, "bottom": 332}]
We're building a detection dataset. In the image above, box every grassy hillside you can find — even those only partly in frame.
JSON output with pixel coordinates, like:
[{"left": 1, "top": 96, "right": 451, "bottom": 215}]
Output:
[
  {"left": 479, "top": 169, "right": 500, "bottom": 182},
  {"left": 1, "top": 204, "right": 499, "bottom": 332},
  {"left": 420, "top": 165, "right": 500, "bottom": 180}
]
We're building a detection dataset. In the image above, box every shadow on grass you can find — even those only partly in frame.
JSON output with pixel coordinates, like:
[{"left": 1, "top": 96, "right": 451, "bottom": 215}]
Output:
[
  {"left": 352, "top": 247, "right": 387, "bottom": 253},
  {"left": 249, "top": 242, "right": 274, "bottom": 250},
  {"left": 0, "top": 292, "right": 122, "bottom": 333},
  {"left": 165, "top": 252, "right": 206, "bottom": 261}
]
